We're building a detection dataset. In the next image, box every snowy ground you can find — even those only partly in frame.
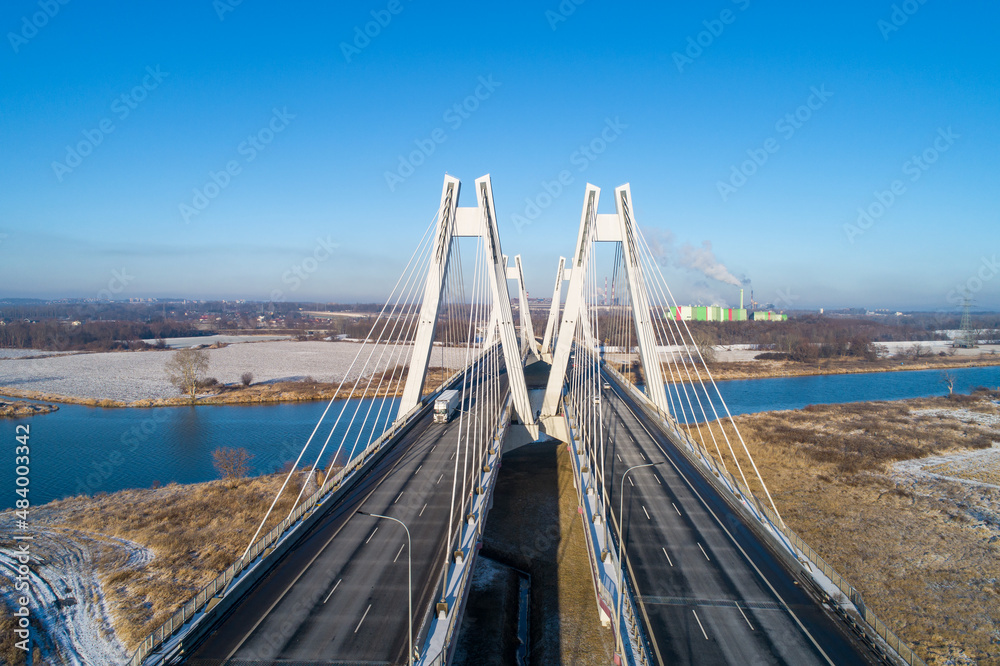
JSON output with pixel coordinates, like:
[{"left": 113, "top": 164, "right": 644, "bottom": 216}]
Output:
[
  {"left": 893, "top": 408, "right": 1000, "bottom": 491},
  {"left": 0, "top": 340, "right": 470, "bottom": 403},
  {"left": 0, "top": 520, "right": 145, "bottom": 664}
]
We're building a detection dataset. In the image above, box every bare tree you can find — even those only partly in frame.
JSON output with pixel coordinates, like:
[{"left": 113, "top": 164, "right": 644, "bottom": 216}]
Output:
[
  {"left": 940, "top": 371, "right": 956, "bottom": 396},
  {"left": 165, "top": 348, "right": 209, "bottom": 402},
  {"left": 907, "top": 343, "right": 930, "bottom": 359},
  {"left": 689, "top": 329, "right": 717, "bottom": 364},
  {"left": 212, "top": 447, "right": 254, "bottom": 486},
  {"left": 241, "top": 371, "right": 254, "bottom": 387}
]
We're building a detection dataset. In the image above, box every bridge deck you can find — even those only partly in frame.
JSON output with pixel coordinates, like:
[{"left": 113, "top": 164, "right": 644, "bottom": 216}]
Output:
[
  {"left": 602, "top": 373, "right": 876, "bottom": 666},
  {"left": 186, "top": 389, "right": 503, "bottom": 665}
]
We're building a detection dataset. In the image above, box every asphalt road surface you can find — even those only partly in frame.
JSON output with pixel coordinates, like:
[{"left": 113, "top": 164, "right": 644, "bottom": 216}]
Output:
[
  {"left": 186, "top": 381, "right": 506, "bottom": 665},
  {"left": 600, "top": 373, "right": 877, "bottom": 666}
]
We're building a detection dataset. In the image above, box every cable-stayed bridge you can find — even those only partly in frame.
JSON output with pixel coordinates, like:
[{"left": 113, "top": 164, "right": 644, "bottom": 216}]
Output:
[{"left": 130, "top": 176, "right": 925, "bottom": 666}]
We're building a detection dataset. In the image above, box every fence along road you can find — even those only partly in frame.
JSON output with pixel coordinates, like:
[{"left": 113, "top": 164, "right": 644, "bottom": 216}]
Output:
[
  {"left": 601, "top": 372, "right": 879, "bottom": 666},
  {"left": 184, "top": 382, "right": 505, "bottom": 665}
]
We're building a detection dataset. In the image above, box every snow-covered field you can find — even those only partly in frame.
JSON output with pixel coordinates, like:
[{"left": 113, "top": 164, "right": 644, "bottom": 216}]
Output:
[{"left": 0, "top": 340, "right": 470, "bottom": 403}]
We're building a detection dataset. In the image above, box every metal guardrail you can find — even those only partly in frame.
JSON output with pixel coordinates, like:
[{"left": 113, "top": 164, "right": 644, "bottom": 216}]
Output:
[
  {"left": 601, "top": 363, "right": 927, "bottom": 666},
  {"left": 128, "top": 398, "right": 431, "bottom": 666},
  {"left": 420, "top": 397, "right": 513, "bottom": 666},
  {"left": 561, "top": 394, "right": 654, "bottom": 666}
]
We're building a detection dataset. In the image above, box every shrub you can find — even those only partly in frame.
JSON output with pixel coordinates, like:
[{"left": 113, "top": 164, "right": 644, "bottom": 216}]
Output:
[{"left": 240, "top": 371, "right": 254, "bottom": 387}]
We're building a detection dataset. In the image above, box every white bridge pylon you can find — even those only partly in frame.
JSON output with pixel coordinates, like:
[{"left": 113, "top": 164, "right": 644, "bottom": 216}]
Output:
[
  {"left": 397, "top": 174, "right": 536, "bottom": 436},
  {"left": 541, "top": 183, "right": 671, "bottom": 420}
]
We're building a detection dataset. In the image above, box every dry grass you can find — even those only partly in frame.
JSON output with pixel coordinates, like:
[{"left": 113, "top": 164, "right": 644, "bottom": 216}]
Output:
[
  {"left": 0, "top": 400, "right": 57, "bottom": 418},
  {"left": 695, "top": 390, "right": 1000, "bottom": 665},
  {"left": 26, "top": 473, "right": 310, "bottom": 652}
]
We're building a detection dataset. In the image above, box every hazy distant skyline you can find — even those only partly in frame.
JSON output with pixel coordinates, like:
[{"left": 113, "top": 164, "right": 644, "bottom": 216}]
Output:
[{"left": 1, "top": 2, "right": 997, "bottom": 311}]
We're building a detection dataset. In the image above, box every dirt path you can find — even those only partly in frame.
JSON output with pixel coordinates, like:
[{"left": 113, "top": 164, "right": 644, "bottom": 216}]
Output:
[{"left": 0, "top": 520, "right": 147, "bottom": 664}]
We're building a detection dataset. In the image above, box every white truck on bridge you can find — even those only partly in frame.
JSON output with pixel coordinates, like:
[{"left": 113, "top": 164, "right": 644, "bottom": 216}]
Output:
[{"left": 433, "top": 389, "right": 461, "bottom": 423}]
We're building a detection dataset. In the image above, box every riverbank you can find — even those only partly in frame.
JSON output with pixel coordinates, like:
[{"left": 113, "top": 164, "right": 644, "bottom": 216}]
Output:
[
  {"left": 610, "top": 347, "right": 1000, "bottom": 384},
  {"left": 0, "top": 366, "right": 456, "bottom": 408},
  {"left": 706, "top": 351, "right": 1000, "bottom": 381},
  {"left": 0, "top": 399, "right": 57, "bottom": 417},
  {"left": 705, "top": 389, "right": 1000, "bottom": 665},
  {"left": 0, "top": 473, "right": 308, "bottom": 664}
]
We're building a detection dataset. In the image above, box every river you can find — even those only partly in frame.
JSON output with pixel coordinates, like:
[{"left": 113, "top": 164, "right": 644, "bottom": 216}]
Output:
[{"left": 3, "top": 365, "right": 998, "bottom": 509}]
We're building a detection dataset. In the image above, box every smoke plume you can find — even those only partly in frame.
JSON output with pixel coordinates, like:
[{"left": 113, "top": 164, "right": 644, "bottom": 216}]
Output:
[{"left": 677, "top": 240, "right": 741, "bottom": 287}]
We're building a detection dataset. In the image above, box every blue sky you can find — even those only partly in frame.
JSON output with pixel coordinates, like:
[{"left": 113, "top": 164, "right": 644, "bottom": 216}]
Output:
[{"left": 1, "top": 1, "right": 997, "bottom": 311}]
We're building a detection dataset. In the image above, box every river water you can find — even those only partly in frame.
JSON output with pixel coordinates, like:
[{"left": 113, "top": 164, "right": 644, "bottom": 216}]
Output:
[{"left": 3, "top": 365, "right": 998, "bottom": 509}]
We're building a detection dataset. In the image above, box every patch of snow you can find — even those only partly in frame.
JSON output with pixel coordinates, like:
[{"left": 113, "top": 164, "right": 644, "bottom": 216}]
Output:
[{"left": 0, "top": 519, "right": 150, "bottom": 665}]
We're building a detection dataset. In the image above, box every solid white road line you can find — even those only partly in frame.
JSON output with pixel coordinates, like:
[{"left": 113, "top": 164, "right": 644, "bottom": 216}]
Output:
[
  {"left": 642, "top": 506, "right": 651, "bottom": 520},
  {"left": 662, "top": 547, "right": 673, "bottom": 567},
  {"left": 322, "top": 579, "right": 342, "bottom": 604},
  {"left": 738, "top": 605, "right": 755, "bottom": 630},
  {"left": 394, "top": 543, "right": 405, "bottom": 563},
  {"left": 672, "top": 502, "right": 681, "bottom": 516},
  {"left": 355, "top": 604, "right": 372, "bottom": 633},
  {"left": 693, "top": 609, "right": 709, "bottom": 640},
  {"left": 365, "top": 527, "right": 378, "bottom": 544},
  {"left": 698, "top": 542, "right": 710, "bottom": 561}
]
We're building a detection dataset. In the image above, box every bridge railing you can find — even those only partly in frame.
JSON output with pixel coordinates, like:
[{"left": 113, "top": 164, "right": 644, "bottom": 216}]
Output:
[
  {"left": 419, "top": 394, "right": 514, "bottom": 666},
  {"left": 601, "top": 363, "right": 927, "bottom": 666},
  {"left": 561, "top": 392, "right": 655, "bottom": 666},
  {"left": 128, "top": 396, "right": 432, "bottom": 666}
]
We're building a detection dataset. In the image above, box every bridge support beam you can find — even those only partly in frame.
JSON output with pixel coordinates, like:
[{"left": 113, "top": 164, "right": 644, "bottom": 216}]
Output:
[
  {"left": 614, "top": 184, "right": 670, "bottom": 417},
  {"left": 512, "top": 254, "right": 540, "bottom": 357},
  {"left": 542, "top": 185, "right": 600, "bottom": 418},
  {"left": 398, "top": 175, "right": 460, "bottom": 417},
  {"left": 540, "top": 256, "right": 566, "bottom": 358},
  {"left": 541, "top": 183, "right": 671, "bottom": 422},
  {"left": 398, "top": 175, "right": 535, "bottom": 437}
]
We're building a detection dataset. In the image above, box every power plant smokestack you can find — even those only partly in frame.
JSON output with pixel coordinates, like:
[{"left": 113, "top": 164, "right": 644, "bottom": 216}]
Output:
[{"left": 740, "top": 288, "right": 744, "bottom": 310}]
